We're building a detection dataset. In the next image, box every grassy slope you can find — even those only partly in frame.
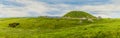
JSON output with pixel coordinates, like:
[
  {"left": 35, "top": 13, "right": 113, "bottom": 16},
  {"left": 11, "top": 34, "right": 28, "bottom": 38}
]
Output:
[{"left": 0, "top": 17, "right": 120, "bottom": 38}]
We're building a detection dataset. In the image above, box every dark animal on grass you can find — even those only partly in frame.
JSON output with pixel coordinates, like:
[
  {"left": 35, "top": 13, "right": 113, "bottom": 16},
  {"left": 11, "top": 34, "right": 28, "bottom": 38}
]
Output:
[{"left": 9, "top": 23, "right": 20, "bottom": 28}]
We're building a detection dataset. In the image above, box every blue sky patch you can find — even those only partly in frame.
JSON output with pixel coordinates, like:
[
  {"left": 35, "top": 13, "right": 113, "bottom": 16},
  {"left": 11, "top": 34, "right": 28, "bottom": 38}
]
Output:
[
  {"left": 0, "top": 0, "right": 25, "bottom": 7},
  {"left": 36, "top": 0, "right": 111, "bottom": 5}
]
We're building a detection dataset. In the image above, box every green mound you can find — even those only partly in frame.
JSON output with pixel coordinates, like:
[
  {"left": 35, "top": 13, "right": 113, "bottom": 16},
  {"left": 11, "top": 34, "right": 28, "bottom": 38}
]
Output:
[{"left": 63, "top": 11, "right": 96, "bottom": 18}]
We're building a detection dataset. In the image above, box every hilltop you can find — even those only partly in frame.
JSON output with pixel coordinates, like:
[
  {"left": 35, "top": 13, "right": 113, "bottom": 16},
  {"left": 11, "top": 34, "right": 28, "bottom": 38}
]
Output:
[{"left": 63, "top": 11, "right": 96, "bottom": 18}]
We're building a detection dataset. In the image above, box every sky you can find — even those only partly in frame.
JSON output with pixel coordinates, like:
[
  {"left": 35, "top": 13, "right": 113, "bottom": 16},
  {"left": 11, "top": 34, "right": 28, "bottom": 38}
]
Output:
[{"left": 0, "top": 0, "right": 120, "bottom": 18}]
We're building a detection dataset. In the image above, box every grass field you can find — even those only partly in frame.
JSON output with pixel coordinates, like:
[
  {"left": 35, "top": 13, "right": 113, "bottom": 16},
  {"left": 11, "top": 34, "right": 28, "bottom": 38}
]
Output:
[{"left": 0, "top": 17, "right": 119, "bottom": 38}]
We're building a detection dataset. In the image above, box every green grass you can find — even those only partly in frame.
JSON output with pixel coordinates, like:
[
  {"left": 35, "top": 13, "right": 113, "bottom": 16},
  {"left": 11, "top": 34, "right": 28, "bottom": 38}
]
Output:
[{"left": 0, "top": 17, "right": 119, "bottom": 38}]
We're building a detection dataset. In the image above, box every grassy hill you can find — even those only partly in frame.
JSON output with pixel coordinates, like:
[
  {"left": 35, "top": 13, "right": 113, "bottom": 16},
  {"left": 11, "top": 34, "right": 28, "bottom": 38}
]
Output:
[
  {"left": 0, "top": 17, "right": 119, "bottom": 38},
  {"left": 63, "top": 11, "right": 96, "bottom": 18},
  {"left": 0, "top": 11, "right": 119, "bottom": 38}
]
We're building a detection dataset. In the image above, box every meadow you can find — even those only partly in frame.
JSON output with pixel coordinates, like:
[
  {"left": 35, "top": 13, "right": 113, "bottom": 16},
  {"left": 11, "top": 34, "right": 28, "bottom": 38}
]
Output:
[{"left": 0, "top": 17, "right": 119, "bottom": 38}]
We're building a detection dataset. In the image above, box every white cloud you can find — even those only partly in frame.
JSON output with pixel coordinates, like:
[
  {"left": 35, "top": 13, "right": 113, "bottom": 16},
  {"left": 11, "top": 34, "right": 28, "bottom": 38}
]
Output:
[
  {"left": 74, "top": 4, "right": 120, "bottom": 18},
  {"left": 0, "top": 0, "right": 51, "bottom": 17},
  {"left": 111, "top": 0, "right": 120, "bottom": 4},
  {"left": 0, "top": 0, "right": 120, "bottom": 18}
]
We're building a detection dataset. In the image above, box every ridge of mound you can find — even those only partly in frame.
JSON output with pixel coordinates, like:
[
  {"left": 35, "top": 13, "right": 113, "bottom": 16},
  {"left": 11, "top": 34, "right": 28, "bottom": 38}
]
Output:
[{"left": 63, "top": 11, "right": 96, "bottom": 18}]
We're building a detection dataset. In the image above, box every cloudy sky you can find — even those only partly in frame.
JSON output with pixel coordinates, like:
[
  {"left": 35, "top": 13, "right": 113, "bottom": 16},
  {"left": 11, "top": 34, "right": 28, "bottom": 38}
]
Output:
[{"left": 0, "top": 0, "right": 120, "bottom": 18}]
